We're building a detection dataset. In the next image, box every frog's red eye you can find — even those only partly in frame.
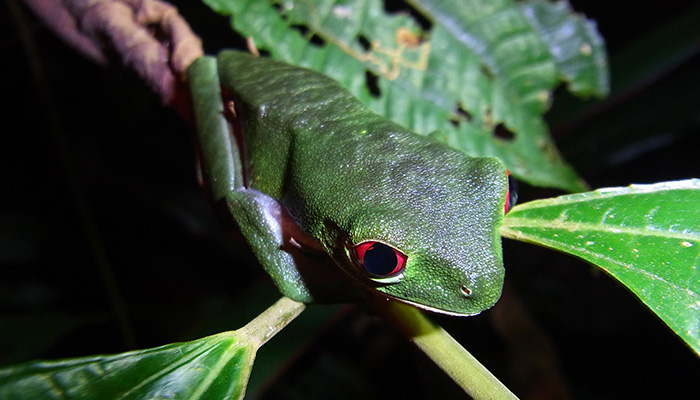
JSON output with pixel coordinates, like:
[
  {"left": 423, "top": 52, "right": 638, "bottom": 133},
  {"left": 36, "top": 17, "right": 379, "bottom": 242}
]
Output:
[
  {"left": 505, "top": 170, "right": 518, "bottom": 214},
  {"left": 354, "top": 241, "right": 407, "bottom": 277}
]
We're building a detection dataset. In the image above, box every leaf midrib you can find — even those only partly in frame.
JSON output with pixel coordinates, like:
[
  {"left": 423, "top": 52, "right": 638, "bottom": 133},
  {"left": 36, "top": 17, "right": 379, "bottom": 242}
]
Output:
[{"left": 502, "top": 217, "right": 700, "bottom": 241}]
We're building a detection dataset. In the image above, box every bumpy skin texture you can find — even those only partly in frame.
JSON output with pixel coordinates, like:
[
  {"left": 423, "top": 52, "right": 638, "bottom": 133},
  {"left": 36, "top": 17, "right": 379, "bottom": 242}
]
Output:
[{"left": 189, "top": 51, "right": 508, "bottom": 315}]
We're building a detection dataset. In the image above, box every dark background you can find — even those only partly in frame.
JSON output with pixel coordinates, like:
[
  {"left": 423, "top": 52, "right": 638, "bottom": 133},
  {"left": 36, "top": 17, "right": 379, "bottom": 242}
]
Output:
[{"left": 1, "top": 0, "right": 698, "bottom": 398}]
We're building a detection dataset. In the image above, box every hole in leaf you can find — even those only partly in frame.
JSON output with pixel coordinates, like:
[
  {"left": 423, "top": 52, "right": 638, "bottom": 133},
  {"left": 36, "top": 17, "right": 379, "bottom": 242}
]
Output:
[
  {"left": 449, "top": 103, "right": 473, "bottom": 128},
  {"left": 289, "top": 23, "right": 308, "bottom": 35},
  {"left": 455, "top": 102, "right": 472, "bottom": 121},
  {"left": 493, "top": 123, "right": 516, "bottom": 141},
  {"left": 480, "top": 64, "right": 495, "bottom": 79},
  {"left": 383, "top": 0, "right": 433, "bottom": 32},
  {"left": 290, "top": 24, "right": 326, "bottom": 47},
  {"left": 308, "top": 34, "right": 326, "bottom": 47},
  {"left": 365, "top": 70, "right": 381, "bottom": 98},
  {"left": 357, "top": 34, "right": 371, "bottom": 52}
]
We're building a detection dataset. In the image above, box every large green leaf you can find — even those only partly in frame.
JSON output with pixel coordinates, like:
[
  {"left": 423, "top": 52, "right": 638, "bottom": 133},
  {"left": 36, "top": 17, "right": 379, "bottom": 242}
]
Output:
[
  {"left": 0, "top": 334, "right": 251, "bottom": 399},
  {"left": 203, "top": 0, "right": 609, "bottom": 192},
  {"left": 501, "top": 179, "right": 700, "bottom": 355},
  {"left": 0, "top": 298, "right": 305, "bottom": 400}
]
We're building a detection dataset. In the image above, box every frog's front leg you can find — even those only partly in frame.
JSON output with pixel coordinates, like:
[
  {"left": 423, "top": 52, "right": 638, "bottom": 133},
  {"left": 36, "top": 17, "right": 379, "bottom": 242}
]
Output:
[
  {"left": 231, "top": 188, "right": 319, "bottom": 301},
  {"left": 188, "top": 56, "right": 358, "bottom": 303},
  {"left": 187, "top": 56, "right": 311, "bottom": 301}
]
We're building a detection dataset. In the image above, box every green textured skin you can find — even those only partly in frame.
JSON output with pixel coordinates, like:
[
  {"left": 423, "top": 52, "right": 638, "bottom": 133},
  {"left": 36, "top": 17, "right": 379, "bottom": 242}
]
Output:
[{"left": 188, "top": 51, "right": 508, "bottom": 315}]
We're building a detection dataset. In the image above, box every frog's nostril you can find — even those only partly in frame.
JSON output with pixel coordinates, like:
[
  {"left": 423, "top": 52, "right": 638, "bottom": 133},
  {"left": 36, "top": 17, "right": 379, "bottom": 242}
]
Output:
[{"left": 460, "top": 285, "right": 472, "bottom": 297}]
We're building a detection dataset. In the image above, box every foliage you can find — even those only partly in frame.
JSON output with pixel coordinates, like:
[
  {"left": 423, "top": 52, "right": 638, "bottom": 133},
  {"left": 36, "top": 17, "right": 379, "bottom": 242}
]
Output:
[
  {"left": 0, "top": 298, "right": 304, "bottom": 400},
  {"left": 204, "top": 0, "right": 608, "bottom": 192},
  {"left": 1, "top": 0, "right": 698, "bottom": 399},
  {"left": 502, "top": 179, "right": 700, "bottom": 355}
]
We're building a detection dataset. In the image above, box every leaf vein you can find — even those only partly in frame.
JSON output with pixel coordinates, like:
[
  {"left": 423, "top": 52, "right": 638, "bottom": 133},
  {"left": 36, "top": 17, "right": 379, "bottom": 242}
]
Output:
[
  {"left": 503, "top": 218, "right": 699, "bottom": 241},
  {"left": 521, "top": 234, "right": 698, "bottom": 298}
]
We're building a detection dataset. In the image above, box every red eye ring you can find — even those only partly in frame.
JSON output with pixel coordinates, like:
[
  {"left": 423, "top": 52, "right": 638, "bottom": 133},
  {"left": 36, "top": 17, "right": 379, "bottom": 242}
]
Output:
[{"left": 354, "top": 241, "right": 407, "bottom": 277}]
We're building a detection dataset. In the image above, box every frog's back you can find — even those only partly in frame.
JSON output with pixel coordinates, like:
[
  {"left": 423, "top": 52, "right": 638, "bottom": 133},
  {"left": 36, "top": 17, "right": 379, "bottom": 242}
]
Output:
[
  {"left": 216, "top": 51, "right": 442, "bottom": 198},
  {"left": 216, "top": 51, "right": 503, "bottom": 229}
]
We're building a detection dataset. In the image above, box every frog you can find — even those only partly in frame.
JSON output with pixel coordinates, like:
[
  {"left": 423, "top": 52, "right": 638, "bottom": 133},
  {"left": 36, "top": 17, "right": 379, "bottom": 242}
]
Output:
[{"left": 187, "top": 51, "right": 514, "bottom": 315}]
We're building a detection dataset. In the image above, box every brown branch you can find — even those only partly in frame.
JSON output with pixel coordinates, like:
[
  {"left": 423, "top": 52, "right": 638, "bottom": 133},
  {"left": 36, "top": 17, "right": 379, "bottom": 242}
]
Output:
[{"left": 22, "top": 0, "right": 204, "bottom": 105}]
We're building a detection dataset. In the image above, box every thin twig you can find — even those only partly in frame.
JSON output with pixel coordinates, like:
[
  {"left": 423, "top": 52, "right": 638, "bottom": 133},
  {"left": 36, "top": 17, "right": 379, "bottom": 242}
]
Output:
[{"left": 21, "top": 0, "right": 203, "bottom": 104}]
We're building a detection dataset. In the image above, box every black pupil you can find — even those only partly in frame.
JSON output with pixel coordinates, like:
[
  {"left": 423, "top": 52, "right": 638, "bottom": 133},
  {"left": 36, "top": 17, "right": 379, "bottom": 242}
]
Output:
[{"left": 363, "top": 243, "right": 398, "bottom": 276}]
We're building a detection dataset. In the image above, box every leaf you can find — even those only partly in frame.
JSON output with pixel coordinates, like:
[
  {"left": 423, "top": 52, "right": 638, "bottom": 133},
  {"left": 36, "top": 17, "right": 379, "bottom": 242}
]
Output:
[
  {"left": 202, "top": 0, "right": 609, "bottom": 192},
  {"left": 0, "top": 297, "right": 305, "bottom": 400},
  {"left": 501, "top": 179, "right": 700, "bottom": 355},
  {"left": 517, "top": 0, "right": 609, "bottom": 96},
  {"left": 0, "top": 334, "right": 251, "bottom": 399}
]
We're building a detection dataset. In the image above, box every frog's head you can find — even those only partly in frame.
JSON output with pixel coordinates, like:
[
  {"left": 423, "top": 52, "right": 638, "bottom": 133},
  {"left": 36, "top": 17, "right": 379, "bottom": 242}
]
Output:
[{"left": 334, "top": 156, "right": 514, "bottom": 316}]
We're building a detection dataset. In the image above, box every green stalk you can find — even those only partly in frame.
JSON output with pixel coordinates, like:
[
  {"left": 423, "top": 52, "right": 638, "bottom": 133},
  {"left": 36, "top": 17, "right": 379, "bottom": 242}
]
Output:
[
  {"left": 376, "top": 299, "right": 518, "bottom": 400},
  {"left": 241, "top": 297, "right": 307, "bottom": 348}
]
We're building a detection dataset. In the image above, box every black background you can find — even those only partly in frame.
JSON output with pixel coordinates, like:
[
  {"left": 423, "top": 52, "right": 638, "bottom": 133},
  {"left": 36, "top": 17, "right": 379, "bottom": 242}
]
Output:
[{"left": 1, "top": 0, "right": 698, "bottom": 398}]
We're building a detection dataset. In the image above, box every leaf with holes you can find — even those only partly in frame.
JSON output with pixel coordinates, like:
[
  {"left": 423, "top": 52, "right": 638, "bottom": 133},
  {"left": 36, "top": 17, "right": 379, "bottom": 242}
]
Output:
[
  {"left": 501, "top": 179, "right": 700, "bottom": 355},
  {"left": 202, "top": 0, "right": 608, "bottom": 191}
]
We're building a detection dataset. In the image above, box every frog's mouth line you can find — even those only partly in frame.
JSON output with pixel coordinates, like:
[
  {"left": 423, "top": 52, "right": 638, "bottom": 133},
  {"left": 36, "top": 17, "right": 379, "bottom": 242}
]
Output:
[{"left": 374, "top": 293, "right": 484, "bottom": 317}]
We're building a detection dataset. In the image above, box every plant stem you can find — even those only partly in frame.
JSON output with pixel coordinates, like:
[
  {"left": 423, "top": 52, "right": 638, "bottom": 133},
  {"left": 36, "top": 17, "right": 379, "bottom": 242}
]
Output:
[
  {"left": 377, "top": 299, "right": 518, "bottom": 400},
  {"left": 239, "top": 297, "right": 306, "bottom": 348}
]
